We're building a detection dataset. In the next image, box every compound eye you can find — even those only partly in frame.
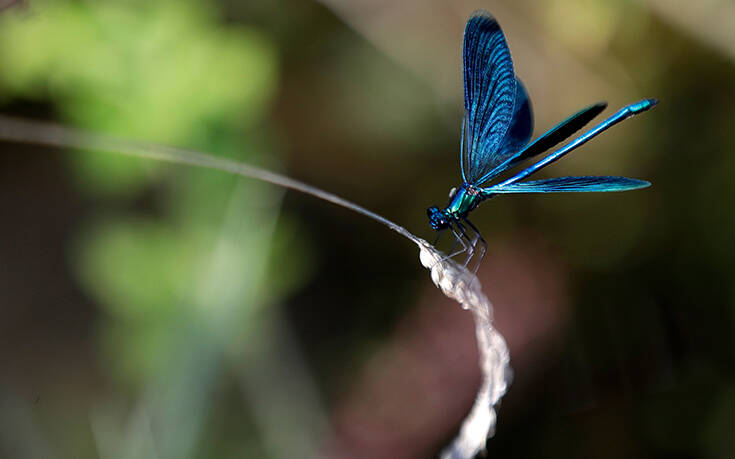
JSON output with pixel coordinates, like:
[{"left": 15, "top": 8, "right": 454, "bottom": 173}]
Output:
[{"left": 448, "top": 187, "right": 458, "bottom": 199}]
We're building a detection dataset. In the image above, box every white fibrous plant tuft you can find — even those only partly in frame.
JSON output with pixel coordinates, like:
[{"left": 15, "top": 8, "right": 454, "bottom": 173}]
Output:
[{"left": 418, "top": 241, "right": 510, "bottom": 459}]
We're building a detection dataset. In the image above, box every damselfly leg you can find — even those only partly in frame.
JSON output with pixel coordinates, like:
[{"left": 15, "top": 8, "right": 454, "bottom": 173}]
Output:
[
  {"left": 432, "top": 226, "right": 471, "bottom": 261},
  {"left": 446, "top": 225, "right": 470, "bottom": 259},
  {"left": 433, "top": 229, "right": 444, "bottom": 247},
  {"left": 432, "top": 220, "right": 486, "bottom": 271},
  {"left": 455, "top": 220, "right": 486, "bottom": 273},
  {"left": 445, "top": 232, "right": 465, "bottom": 258},
  {"left": 454, "top": 220, "right": 475, "bottom": 265},
  {"left": 463, "top": 218, "right": 487, "bottom": 273}
]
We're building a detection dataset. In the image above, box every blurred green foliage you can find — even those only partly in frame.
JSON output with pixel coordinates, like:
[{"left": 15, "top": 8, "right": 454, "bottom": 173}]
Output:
[
  {"left": 0, "top": 1, "right": 313, "bottom": 456},
  {"left": 0, "top": 0, "right": 275, "bottom": 193}
]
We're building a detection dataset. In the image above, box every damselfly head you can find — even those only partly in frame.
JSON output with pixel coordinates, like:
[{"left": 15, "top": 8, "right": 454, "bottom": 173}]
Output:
[{"left": 427, "top": 206, "right": 451, "bottom": 231}]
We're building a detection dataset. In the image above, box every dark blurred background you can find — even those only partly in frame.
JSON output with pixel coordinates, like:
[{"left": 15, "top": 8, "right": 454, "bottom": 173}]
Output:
[{"left": 1, "top": 1, "right": 734, "bottom": 458}]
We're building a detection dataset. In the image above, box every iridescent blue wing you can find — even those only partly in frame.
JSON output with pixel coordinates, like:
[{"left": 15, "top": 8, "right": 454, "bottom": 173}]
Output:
[
  {"left": 461, "top": 12, "right": 519, "bottom": 184},
  {"left": 484, "top": 176, "right": 650, "bottom": 194},
  {"left": 477, "top": 102, "right": 607, "bottom": 182},
  {"left": 470, "top": 79, "right": 533, "bottom": 185}
]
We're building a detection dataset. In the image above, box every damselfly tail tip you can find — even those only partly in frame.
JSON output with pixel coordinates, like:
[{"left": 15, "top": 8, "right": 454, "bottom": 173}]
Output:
[{"left": 632, "top": 98, "right": 659, "bottom": 114}]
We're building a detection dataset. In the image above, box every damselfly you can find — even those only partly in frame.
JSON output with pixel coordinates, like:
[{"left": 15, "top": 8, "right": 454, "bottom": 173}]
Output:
[{"left": 428, "top": 12, "right": 656, "bottom": 266}]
